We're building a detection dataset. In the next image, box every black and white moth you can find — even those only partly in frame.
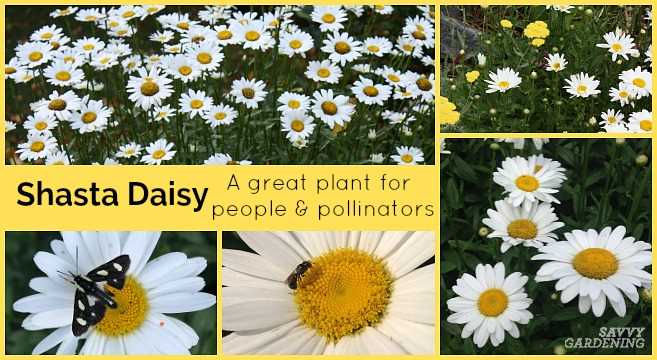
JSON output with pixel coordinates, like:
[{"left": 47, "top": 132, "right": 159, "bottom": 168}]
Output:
[{"left": 60, "top": 254, "right": 131, "bottom": 336}]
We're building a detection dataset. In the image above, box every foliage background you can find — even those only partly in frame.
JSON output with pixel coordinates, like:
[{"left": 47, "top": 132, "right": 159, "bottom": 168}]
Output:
[
  {"left": 5, "top": 5, "right": 435, "bottom": 165},
  {"left": 440, "top": 139, "right": 652, "bottom": 354},
  {"left": 440, "top": 5, "right": 652, "bottom": 132},
  {"left": 5, "top": 231, "right": 217, "bottom": 355}
]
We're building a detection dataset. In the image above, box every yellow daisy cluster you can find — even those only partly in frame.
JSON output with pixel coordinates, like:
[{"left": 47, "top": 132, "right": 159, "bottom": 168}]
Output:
[
  {"left": 439, "top": 96, "right": 460, "bottom": 125},
  {"left": 523, "top": 20, "right": 549, "bottom": 47}
]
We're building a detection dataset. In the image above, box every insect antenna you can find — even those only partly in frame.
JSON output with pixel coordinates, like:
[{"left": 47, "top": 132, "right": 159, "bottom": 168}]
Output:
[
  {"left": 56, "top": 270, "right": 75, "bottom": 284},
  {"left": 75, "top": 246, "right": 79, "bottom": 275}
]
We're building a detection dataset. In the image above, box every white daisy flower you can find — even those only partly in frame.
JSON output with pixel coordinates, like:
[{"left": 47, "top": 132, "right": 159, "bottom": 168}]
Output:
[
  {"left": 50, "top": 6, "right": 78, "bottom": 18},
  {"left": 181, "top": 25, "right": 213, "bottom": 45},
  {"left": 483, "top": 200, "right": 564, "bottom": 253},
  {"left": 90, "top": 52, "right": 119, "bottom": 71},
  {"left": 403, "top": 16, "right": 435, "bottom": 48},
  {"left": 477, "top": 53, "right": 486, "bottom": 66},
  {"left": 16, "top": 132, "right": 59, "bottom": 161},
  {"left": 564, "top": 72, "right": 601, "bottom": 98},
  {"left": 447, "top": 263, "right": 533, "bottom": 348},
  {"left": 305, "top": 60, "right": 342, "bottom": 84},
  {"left": 599, "top": 109, "right": 625, "bottom": 130},
  {"left": 596, "top": 31, "right": 639, "bottom": 61},
  {"left": 223, "top": 231, "right": 434, "bottom": 354},
  {"left": 150, "top": 30, "right": 175, "bottom": 43},
  {"left": 5, "top": 120, "right": 17, "bottom": 132},
  {"left": 12, "top": 231, "right": 216, "bottom": 354},
  {"left": 35, "top": 90, "right": 82, "bottom": 121},
  {"left": 179, "top": 89, "right": 213, "bottom": 119},
  {"left": 75, "top": 8, "right": 106, "bottom": 22},
  {"left": 212, "top": 25, "right": 239, "bottom": 46},
  {"left": 493, "top": 155, "right": 566, "bottom": 212},
  {"left": 351, "top": 76, "right": 391, "bottom": 105},
  {"left": 43, "top": 61, "right": 84, "bottom": 87},
  {"left": 45, "top": 150, "right": 72, "bottom": 165},
  {"left": 30, "top": 25, "right": 64, "bottom": 43},
  {"left": 370, "top": 153, "right": 386, "bottom": 163},
  {"left": 546, "top": 5, "right": 574, "bottom": 13},
  {"left": 74, "top": 37, "right": 105, "bottom": 55},
  {"left": 158, "top": 13, "right": 198, "bottom": 32},
  {"left": 127, "top": 66, "right": 174, "bottom": 110},
  {"left": 395, "top": 36, "right": 423, "bottom": 58},
  {"left": 609, "top": 82, "right": 635, "bottom": 106},
  {"left": 377, "top": 66, "right": 405, "bottom": 87},
  {"left": 363, "top": 37, "right": 393, "bottom": 57},
  {"left": 70, "top": 98, "right": 113, "bottom": 134},
  {"left": 161, "top": 54, "right": 201, "bottom": 83},
  {"left": 310, "top": 89, "right": 354, "bottom": 129},
  {"left": 496, "top": 138, "right": 549, "bottom": 150},
  {"left": 373, "top": 5, "right": 394, "bottom": 14},
  {"left": 544, "top": 53, "right": 567, "bottom": 72},
  {"left": 141, "top": 139, "right": 176, "bottom": 165},
  {"left": 5, "top": 57, "right": 28, "bottom": 80},
  {"left": 16, "top": 42, "right": 52, "bottom": 68},
  {"left": 121, "top": 55, "right": 142, "bottom": 74},
  {"left": 24, "top": 112, "right": 59, "bottom": 136},
  {"left": 204, "top": 153, "right": 251, "bottom": 165},
  {"left": 603, "top": 122, "right": 629, "bottom": 133},
  {"left": 485, "top": 67, "right": 521, "bottom": 93},
  {"left": 311, "top": 6, "right": 347, "bottom": 32},
  {"left": 230, "top": 77, "right": 268, "bottom": 109},
  {"left": 234, "top": 20, "right": 272, "bottom": 51},
  {"left": 277, "top": 92, "right": 310, "bottom": 113},
  {"left": 321, "top": 32, "right": 362, "bottom": 66},
  {"left": 111, "top": 5, "right": 143, "bottom": 21},
  {"left": 645, "top": 44, "right": 652, "bottom": 67},
  {"left": 391, "top": 146, "right": 424, "bottom": 165},
  {"left": 619, "top": 66, "right": 652, "bottom": 99},
  {"left": 203, "top": 103, "right": 237, "bottom": 128},
  {"left": 439, "top": 139, "right": 450, "bottom": 154},
  {"left": 280, "top": 30, "right": 313, "bottom": 58},
  {"left": 533, "top": 226, "right": 652, "bottom": 317},
  {"left": 281, "top": 110, "right": 316, "bottom": 142},
  {"left": 382, "top": 110, "right": 416, "bottom": 125},
  {"left": 116, "top": 142, "right": 143, "bottom": 159},
  {"left": 627, "top": 110, "right": 652, "bottom": 133},
  {"left": 406, "top": 73, "right": 435, "bottom": 102},
  {"left": 186, "top": 41, "right": 223, "bottom": 72}
]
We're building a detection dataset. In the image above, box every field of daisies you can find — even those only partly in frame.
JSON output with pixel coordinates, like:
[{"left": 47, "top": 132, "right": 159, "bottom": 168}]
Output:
[
  {"left": 4, "top": 5, "right": 435, "bottom": 165},
  {"left": 440, "top": 6, "right": 652, "bottom": 133},
  {"left": 440, "top": 139, "right": 651, "bottom": 354}
]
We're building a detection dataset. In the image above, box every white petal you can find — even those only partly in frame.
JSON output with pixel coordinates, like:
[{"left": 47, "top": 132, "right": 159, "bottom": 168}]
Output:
[
  {"left": 56, "top": 336, "right": 79, "bottom": 355},
  {"left": 392, "top": 263, "right": 434, "bottom": 296},
  {"left": 146, "top": 257, "right": 207, "bottom": 289},
  {"left": 222, "top": 268, "right": 285, "bottom": 289},
  {"left": 388, "top": 293, "right": 434, "bottom": 324},
  {"left": 33, "top": 251, "right": 75, "bottom": 285},
  {"left": 98, "top": 232, "right": 122, "bottom": 262},
  {"left": 222, "top": 320, "right": 300, "bottom": 354},
  {"left": 103, "top": 336, "right": 125, "bottom": 354},
  {"left": 121, "top": 231, "right": 161, "bottom": 276},
  {"left": 222, "top": 249, "right": 288, "bottom": 280},
  {"left": 14, "top": 294, "right": 71, "bottom": 313},
  {"left": 383, "top": 231, "right": 434, "bottom": 279},
  {"left": 223, "top": 299, "right": 296, "bottom": 331},
  {"left": 254, "top": 324, "right": 321, "bottom": 354},
  {"left": 32, "top": 326, "right": 70, "bottom": 355},
  {"left": 372, "top": 231, "right": 412, "bottom": 259},
  {"left": 138, "top": 252, "right": 187, "bottom": 288},
  {"left": 591, "top": 293, "right": 607, "bottom": 317},
  {"left": 237, "top": 232, "right": 305, "bottom": 272},
  {"left": 223, "top": 286, "right": 291, "bottom": 308},
  {"left": 149, "top": 292, "right": 216, "bottom": 314},
  {"left": 375, "top": 315, "right": 434, "bottom": 354},
  {"left": 359, "top": 327, "right": 408, "bottom": 354},
  {"left": 29, "top": 277, "right": 75, "bottom": 299},
  {"left": 61, "top": 231, "right": 94, "bottom": 273},
  {"left": 148, "top": 277, "right": 205, "bottom": 298},
  {"left": 141, "top": 320, "right": 190, "bottom": 354},
  {"left": 28, "top": 308, "right": 72, "bottom": 329},
  {"left": 123, "top": 327, "right": 157, "bottom": 354}
]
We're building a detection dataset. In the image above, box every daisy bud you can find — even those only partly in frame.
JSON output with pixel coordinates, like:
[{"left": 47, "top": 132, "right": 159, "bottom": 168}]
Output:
[
  {"left": 589, "top": 117, "right": 597, "bottom": 125},
  {"left": 459, "top": 49, "right": 465, "bottom": 55},
  {"left": 489, "top": 108, "right": 497, "bottom": 115},
  {"left": 550, "top": 293, "right": 558, "bottom": 300},
  {"left": 523, "top": 108, "right": 530, "bottom": 115},
  {"left": 474, "top": 94, "right": 481, "bottom": 99},
  {"left": 552, "top": 47, "right": 559, "bottom": 52},
  {"left": 478, "top": 226, "right": 490, "bottom": 237},
  {"left": 485, "top": 40, "right": 492, "bottom": 45},
  {"left": 641, "top": 29, "right": 646, "bottom": 34},
  {"left": 636, "top": 154, "right": 649, "bottom": 166},
  {"left": 577, "top": 6, "right": 584, "bottom": 11},
  {"left": 545, "top": 87, "right": 551, "bottom": 91},
  {"left": 542, "top": 98, "right": 548, "bottom": 103},
  {"left": 370, "top": 153, "right": 385, "bottom": 163},
  {"left": 616, "top": 60, "right": 623, "bottom": 65},
  {"left": 616, "top": 138, "right": 626, "bottom": 144},
  {"left": 489, "top": 143, "right": 500, "bottom": 150},
  {"left": 554, "top": 345, "right": 567, "bottom": 355},
  {"left": 368, "top": 129, "right": 376, "bottom": 140},
  {"left": 569, "top": 24, "right": 575, "bottom": 30},
  {"left": 450, "top": 85, "right": 456, "bottom": 90},
  {"left": 585, "top": 9, "right": 593, "bottom": 16},
  {"left": 530, "top": 71, "right": 537, "bottom": 79},
  {"left": 555, "top": 100, "right": 563, "bottom": 105},
  {"left": 640, "top": 287, "right": 652, "bottom": 301}
]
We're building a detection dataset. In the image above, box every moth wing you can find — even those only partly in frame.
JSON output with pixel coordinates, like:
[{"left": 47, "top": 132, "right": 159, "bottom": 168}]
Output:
[
  {"left": 72, "top": 290, "right": 91, "bottom": 337},
  {"left": 86, "top": 255, "right": 131, "bottom": 289},
  {"left": 86, "top": 298, "right": 106, "bottom": 326}
]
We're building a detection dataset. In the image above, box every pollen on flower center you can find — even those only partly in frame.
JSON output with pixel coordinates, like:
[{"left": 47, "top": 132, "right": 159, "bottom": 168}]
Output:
[
  {"left": 214, "top": 112, "right": 227, "bottom": 121},
  {"left": 387, "top": 74, "right": 400, "bottom": 82},
  {"left": 416, "top": 78, "right": 432, "bottom": 91},
  {"left": 95, "top": 276, "right": 149, "bottom": 337},
  {"left": 291, "top": 119, "right": 305, "bottom": 132},
  {"left": 412, "top": 30, "right": 426, "bottom": 40},
  {"left": 289, "top": 39, "right": 302, "bottom": 49},
  {"left": 83, "top": 44, "right": 95, "bottom": 51},
  {"left": 367, "top": 45, "right": 380, "bottom": 53},
  {"left": 81, "top": 112, "right": 98, "bottom": 124},
  {"left": 498, "top": 81, "right": 510, "bottom": 89},
  {"left": 288, "top": 100, "right": 301, "bottom": 109},
  {"left": 241, "top": 88, "right": 255, "bottom": 99},
  {"left": 55, "top": 71, "right": 71, "bottom": 81},
  {"left": 363, "top": 85, "right": 379, "bottom": 97},
  {"left": 35, "top": 122, "right": 48, "bottom": 131},
  {"left": 317, "top": 68, "right": 331, "bottom": 78},
  {"left": 321, "top": 101, "right": 338, "bottom": 115},
  {"left": 633, "top": 78, "right": 646, "bottom": 88},
  {"left": 151, "top": 149, "right": 166, "bottom": 160},
  {"left": 6, "top": 66, "right": 16, "bottom": 74},
  {"left": 217, "top": 30, "right": 232, "bottom": 40},
  {"left": 178, "top": 66, "right": 193, "bottom": 76},
  {"left": 639, "top": 120, "right": 652, "bottom": 131},
  {"left": 322, "top": 13, "right": 336, "bottom": 23},
  {"left": 572, "top": 248, "right": 618, "bottom": 279},
  {"left": 611, "top": 43, "right": 622, "bottom": 52},
  {"left": 507, "top": 219, "right": 538, "bottom": 239},
  {"left": 29, "top": 51, "right": 43, "bottom": 62},
  {"left": 577, "top": 85, "right": 587, "bottom": 94},
  {"left": 140, "top": 80, "right": 160, "bottom": 96},
  {"left": 245, "top": 30, "right": 261, "bottom": 41},
  {"left": 515, "top": 175, "right": 539, "bottom": 192},
  {"left": 401, "top": 154, "right": 414, "bottom": 163},
  {"left": 48, "top": 99, "right": 67, "bottom": 111},
  {"left": 190, "top": 99, "right": 204, "bottom": 109},
  {"left": 478, "top": 288, "right": 508, "bottom": 317},
  {"left": 197, "top": 52, "right": 212, "bottom": 64},
  {"left": 334, "top": 41, "right": 351, "bottom": 54},
  {"left": 30, "top": 141, "right": 45, "bottom": 152},
  {"left": 294, "top": 248, "right": 392, "bottom": 342}
]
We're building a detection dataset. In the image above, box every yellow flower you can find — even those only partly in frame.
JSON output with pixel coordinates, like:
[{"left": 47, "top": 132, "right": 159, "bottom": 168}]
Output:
[
  {"left": 500, "top": 19, "right": 513, "bottom": 29},
  {"left": 439, "top": 96, "right": 460, "bottom": 125},
  {"left": 465, "top": 70, "right": 480, "bottom": 83},
  {"left": 523, "top": 21, "right": 550, "bottom": 39},
  {"left": 531, "top": 38, "right": 545, "bottom": 47}
]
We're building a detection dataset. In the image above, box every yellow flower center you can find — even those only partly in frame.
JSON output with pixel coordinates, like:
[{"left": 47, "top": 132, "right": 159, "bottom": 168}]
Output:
[
  {"left": 363, "top": 85, "right": 379, "bottom": 97},
  {"left": 478, "top": 289, "right": 508, "bottom": 317},
  {"left": 34, "top": 121, "right": 48, "bottom": 131},
  {"left": 387, "top": 74, "right": 400, "bottom": 82},
  {"left": 55, "top": 71, "right": 71, "bottom": 81},
  {"left": 515, "top": 175, "right": 539, "bottom": 192},
  {"left": 117, "top": 30, "right": 128, "bottom": 36},
  {"left": 64, "top": 56, "right": 75, "bottom": 63},
  {"left": 192, "top": 35, "right": 205, "bottom": 43},
  {"left": 401, "top": 154, "right": 414, "bottom": 163},
  {"left": 85, "top": 15, "right": 97, "bottom": 21},
  {"left": 289, "top": 39, "right": 302, "bottom": 49},
  {"left": 507, "top": 219, "right": 538, "bottom": 240},
  {"left": 577, "top": 85, "right": 588, "bottom": 94},
  {"left": 81, "top": 112, "right": 97, "bottom": 124},
  {"left": 367, "top": 45, "right": 380, "bottom": 53},
  {"left": 317, "top": 68, "right": 331, "bottom": 78},
  {"left": 334, "top": 41, "right": 351, "bottom": 54},
  {"left": 83, "top": 44, "right": 95, "bottom": 51},
  {"left": 619, "top": 90, "right": 629, "bottom": 98},
  {"left": 217, "top": 30, "right": 232, "bottom": 40},
  {"left": 322, "top": 13, "right": 336, "bottom": 23},
  {"left": 402, "top": 44, "right": 414, "bottom": 52},
  {"left": 611, "top": 43, "right": 622, "bottom": 52},
  {"left": 6, "top": 67, "right": 16, "bottom": 74},
  {"left": 498, "top": 81, "right": 510, "bottom": 89},
  {"left": 294, "top": 248, "right": 392, "bottom": 342},
  {"left": 178, "top": 65, "right": 193, "bottom": 76},
  {"left": 41, "top": 32, "right": 54, "bottom": 40},
  {"left": 245, "top": 30, "right": 261, "bottom": 41},
  {"left": 607, "top": 116, "right": 617, "bottom": 124},
  {"left": 416, "top": 77, "right": 432, "bottom": 91},
  {"left": 288, "top": 100, "right": 301, "bottom": 109},
  {"left": 412, "top": 30, "right": 426, "bottom": 40},
  {"left": 291, "top": 119, "right": 305, "bottom": 132},
  {"left": 95, "top": 277, "right": 149, "bottom": 336},
  {"left": 151, "top": 149, "right": 166, "bottom": 160},
  {"left": 321, "top": 101, "right": 338, "bottom": 115},
  {"left": 99, "top": 57, "right": 111, "bottom": 65},
  {"left": 177, "top": 22, "right": 189, "bottom": 30},
  {"left": 28, "top": 51, "right": 43, "bottom": 62},
  {"left": 242, "top": 88, "right": 255, "bottom": 99},
  {"left": 633, "top": 78, "right": 646, "bottom": 88},
  {"left": 30, "top": 141, "right": 45, "bottom": 152},
  {"left": 48, "top": 99, "right": 67, "bottom": 111},
  {"left": 214, "top": 112, "right": 227, "bottom": 121},
  {"left": 109, "top": 20, "right": 120, "bottom": 28},
  {"left": 122, "top": 10, "right": 135, "bottom": 18},
  {"left": 197, "top": 52, "right": 212, "bottom": 64},
  {"left": 140, "top": 80, "right": 160, "bottom": 96},
  {"left": 146, "top": 7, "right": 159, "bottom": 13},
  {"left": 552, "top": 63, "right": 561, "bottom": 70},
  {"left": 640, "top": 119, "right": 652, "bottom": 131},
  {"left": 190, "top": 99, "right": 204, "bottom": 109},
  {"left": 572, "top": 248, "right": 618, "bottom": 280}
]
